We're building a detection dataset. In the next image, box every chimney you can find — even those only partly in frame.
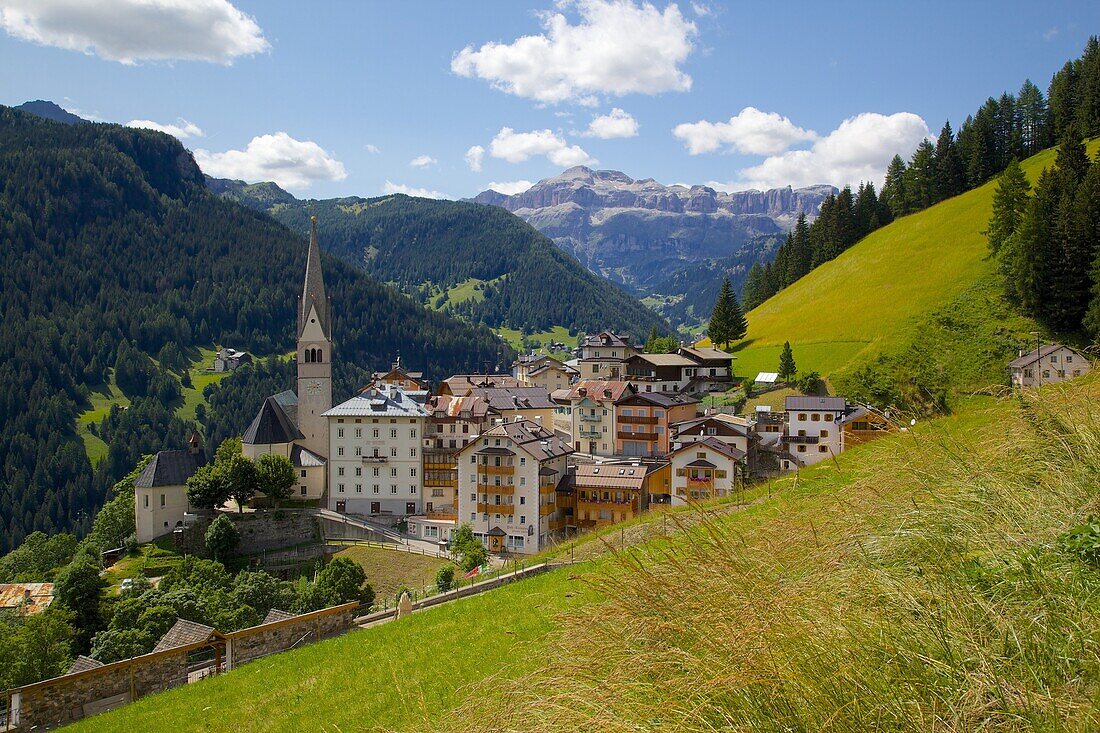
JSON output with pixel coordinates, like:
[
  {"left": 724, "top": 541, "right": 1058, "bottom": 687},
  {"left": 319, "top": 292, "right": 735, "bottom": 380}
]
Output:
[
  {"left": 534, "top": 416, "right": 542, "bottom": 425},
  {"left": 188, "top": 431, "right": 202, "bottom": 455},
  {"left": 24, "top": 588, "right": 32, "bottom": 602}
]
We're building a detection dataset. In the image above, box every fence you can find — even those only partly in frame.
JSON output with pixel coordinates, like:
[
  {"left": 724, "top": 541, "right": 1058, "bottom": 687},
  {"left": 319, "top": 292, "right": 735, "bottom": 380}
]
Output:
[{"left": 325, "top": 537, "right": 448, "bottom": 559}]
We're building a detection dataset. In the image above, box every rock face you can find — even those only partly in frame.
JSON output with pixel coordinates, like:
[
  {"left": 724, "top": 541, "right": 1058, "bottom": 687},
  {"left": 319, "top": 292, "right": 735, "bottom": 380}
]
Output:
[{"left": 471, "top": 167, "right": 834, "bottom": 293}]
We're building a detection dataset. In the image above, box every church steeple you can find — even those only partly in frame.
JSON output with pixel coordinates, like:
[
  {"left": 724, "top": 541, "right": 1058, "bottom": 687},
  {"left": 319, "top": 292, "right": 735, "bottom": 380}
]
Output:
[{"left": 299, "top": 214, "right": 330, "bottom": 339}]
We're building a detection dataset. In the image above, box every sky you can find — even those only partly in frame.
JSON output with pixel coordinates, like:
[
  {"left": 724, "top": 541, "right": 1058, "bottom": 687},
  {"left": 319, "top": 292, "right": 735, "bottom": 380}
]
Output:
[{"left": 1, "top": 0, "right": 1098, "bottom": 200}]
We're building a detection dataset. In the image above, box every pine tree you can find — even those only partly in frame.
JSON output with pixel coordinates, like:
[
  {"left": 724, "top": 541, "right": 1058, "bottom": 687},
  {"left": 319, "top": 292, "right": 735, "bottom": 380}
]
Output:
[
  {"left": 985, "top": 159, "right": 1031, "bottom": 254},
  {"left": 777, "top": 341, "right": 797, "bottom": 382},
  {"left": 707, "top": 277, "right": 738, "bottom": 348},
  {"left": 881, "top": 154, "right": 908, "bottom": 216},
  {"left": 904, "top": 139, "right": 937, "bottom": 212},
  {"left": 1016, "top": 79, "right": 1048, "bottom": 155},
  {"left": 966, "top": 101, "right": 998, "bottom": 186},
  {"left": 934, "top": 121, "right": 966, "bottom": 200},
  {"left": 728, "top": 289, "right": 747, "bottom": 343},
  {"left": 742, "top": 262, "right": 767, "bottom": 311}
]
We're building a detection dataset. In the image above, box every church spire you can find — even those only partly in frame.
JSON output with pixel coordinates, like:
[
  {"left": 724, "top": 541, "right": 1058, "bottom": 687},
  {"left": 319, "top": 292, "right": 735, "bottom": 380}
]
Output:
[{"left": 299, "top": 214, "right": 330, "bottom": 339}]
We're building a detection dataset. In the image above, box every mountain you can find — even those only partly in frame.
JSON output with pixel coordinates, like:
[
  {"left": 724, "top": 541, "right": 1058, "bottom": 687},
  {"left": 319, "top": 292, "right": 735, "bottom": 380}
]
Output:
[
  {"left": 471, "top": 166, "right": 834, "bottom": 327},
  {"left": 0, "top": 105, "right": 509, "bottom": 553},
  {"left": 208, "top": 178, "right": 671, "bottom": 344},
  {"left": 14, "top": 99, "right": 88, "bottom": 125}
]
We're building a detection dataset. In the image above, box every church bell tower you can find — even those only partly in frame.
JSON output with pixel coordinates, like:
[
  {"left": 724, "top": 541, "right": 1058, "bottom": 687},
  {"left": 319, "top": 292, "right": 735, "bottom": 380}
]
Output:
[{"left": 297, "top": 215, "right": 332, "bottom": 458}]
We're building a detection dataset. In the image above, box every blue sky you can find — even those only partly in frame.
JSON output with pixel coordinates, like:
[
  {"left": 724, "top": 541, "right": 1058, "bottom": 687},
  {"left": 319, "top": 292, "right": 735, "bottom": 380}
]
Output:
[{"left": 2, "top": 0, "right": 1098, "bottom": 199}]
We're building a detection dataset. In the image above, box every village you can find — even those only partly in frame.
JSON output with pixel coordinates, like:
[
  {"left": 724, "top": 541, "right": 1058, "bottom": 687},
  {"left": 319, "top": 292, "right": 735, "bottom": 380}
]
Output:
[{"left": 130, "top": 217, "right": 1093, "bottom": 559}]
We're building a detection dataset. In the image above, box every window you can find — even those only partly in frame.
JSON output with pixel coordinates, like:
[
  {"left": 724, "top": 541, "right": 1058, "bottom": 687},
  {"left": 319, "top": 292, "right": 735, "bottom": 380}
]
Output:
[
  {"left": 355, "top": 446, "right": 363, "bottom": 457},
  {"left": 338, "top": 484, "right": 345, "bottom": 493},
  {"left": 520, "top": 457, "right": 526, "bottom": 466},
  {"left": 355, "top": 467, "right": 362, "bottom": 477},
  {"left": 470, "top": 455, "right": 476, "bottom": 464},
  {"left": 300, "top": 486, "right": 307, "bottom": 496},
  {"left": 410, "top": 428, "right": 417, "bottom": 438},
  {"left": 337, "top": 428, "right": 344, "bottom": 438},
  {"left": 355, "top": 428, "right": 363, "bottom": 438},
  {"left": 470, "top": 493, "right": 476, "bottom": 501},
  {"left": 519, "top": 477, "right": 526, "bottom": 486},
  {"left": 820, "top": 429, "right": 829, "bottom": 438},
  {"left": 471, "top": 513, "right": 476, "bottom": 521},
  {"left": 1050, "top": 355, "right": 1058, "bottom": 363},
  {"left": 391, "top": 468, "right": 398, "bottom": 477},
  {"left": 469, "top": 474, "right": 475, "bottom": 483},
  {"left": 520, "top": 515, "right": 527, "bottom": 524},
  {"left": 338, "top": 446, "right": 345, "bottom": 456},
  {"left": 696, "top": 452, "right": 706, "bottom": 459},
  {"left": 811, "top": 413, "right": 820, "bottom": 422},
  {"left": 819, "top": 445, "right": 829, "bottom": 453},
  {"left": 519, "top": 496, "right": 526, "bottom": 505},
  {"left": 410, "top": 447, "right": 417, "bottom": 458},
  {"left": 390, "top": 429, "right": 398, "bottom": 438},
  {"left": 159, "top": 493, "right": 165, "bottom": 507},
  {"left": 356, "top": 484, "right": 363, "bottom": 493},
  {"left": 410, "top": 467, "right": 417, "bottom": 477},
  {"left": 798, "top": 413, "right": 807, "bottom": 421},
  {"left": 1066, "top": 355, "right": 1074, "bottom": 363},
  {"left": 411, "top": 486, "right": 417, "bottom": 494},
  {"left": 373, "top": 467, "right": 380, "bottom": 477},
  {"left": 373, "top": 429, "right": 379, "bottom": 438},
  {"left": 1043, "top": 370, "right": 1051, "bottom": 378},
  {"left": 391, "top": 485, "right": 398, "bottom": 494},
  {"left": 390, "top": 448, "right": 397, "bottom": 457},
  {"left": 373, "top": 485, "right": 379, "bottom": 494},
  {"left": 797, "top": 445, "right": 807, "bottom": 453},
  {"left": 338, "top": 467, "right": 345, "bottom": 476}
]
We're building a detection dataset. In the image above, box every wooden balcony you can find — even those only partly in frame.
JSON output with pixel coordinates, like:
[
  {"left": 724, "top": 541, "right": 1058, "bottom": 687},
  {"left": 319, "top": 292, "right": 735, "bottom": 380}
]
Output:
[
  {"left": 539, "top": 503, "right": 556, "bottom": 517},
  {"left": 618, "top": 414, "right": 657, "bottom": 425},
  {"left": 424, "top": 510, "right": 457, "bottom": 521},
  {"left": 475, "top": 481, "right": 514, "bottom": 493},
  {"left": 548, "top": 518, "right": 566, "bottom": 531},
  {"left": 617, "top": 430, "right": 657, "bottom": 441},
  {"left": 477, "top": 502, "right": 514, "bottom": 515},
  {"left": 477, "top": 464, "right": 515, "bottom": 476}
]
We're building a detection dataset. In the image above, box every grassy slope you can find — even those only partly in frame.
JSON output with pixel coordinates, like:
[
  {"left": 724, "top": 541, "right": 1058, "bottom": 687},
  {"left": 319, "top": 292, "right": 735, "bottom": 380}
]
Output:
[
  {"left": 706, "top": 140, "right": 1100, "bottom": 382},
  {"left": 69, "top": 568, "right": 597, "bottom": 733},
  {"left": 332, "top": 544, "right": 454, "bottom": 601}
]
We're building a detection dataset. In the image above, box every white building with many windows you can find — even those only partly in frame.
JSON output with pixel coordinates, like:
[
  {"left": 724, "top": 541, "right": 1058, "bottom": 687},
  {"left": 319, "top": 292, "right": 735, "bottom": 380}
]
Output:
[
  {"left": 456, "top": 419, "right": 573, "bottom": 555},
  {"left": 325, "top": 384, "right": 427, "bottom": 518}
]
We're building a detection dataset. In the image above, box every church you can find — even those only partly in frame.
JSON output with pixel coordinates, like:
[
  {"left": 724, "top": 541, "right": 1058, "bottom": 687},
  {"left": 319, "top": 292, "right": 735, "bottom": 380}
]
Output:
[{"left": 242, "top": 215, "right": 332, "bottom": 499}]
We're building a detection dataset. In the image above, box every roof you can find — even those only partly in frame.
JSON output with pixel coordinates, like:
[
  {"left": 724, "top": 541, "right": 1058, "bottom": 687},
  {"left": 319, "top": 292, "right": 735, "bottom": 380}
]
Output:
[
  {"left": 672, "top": 415, "right": 751, "bottom": 437},
  {"left": 272, "top": 390, "right": 299, "bottom": 426},
  {"left": 528, "top": 362, "right": 577, "bottom": 378},
  {"left": 785, "top": 396, "right": 848, "bottom": 412},
  {"left": 566, "top": 380, "right": 635, "bottom": 403},
  {"left": 471, "top": 386, "right": 556, "bottom": 411},
  {"left": 134, "top": 450, "right": 207, "bottom": 488},
  {"left": 679, "top": 346, "right": 733, "bottom": 363},
  {"left": 153, "top": 619, "right": 221, "bottom": 652},
  {"left": 299, "top": 216, "right": 330, "bottom": 339},
  {"left": 68, "top": 655, "right": 104, "bottom": 674},
  {"left": 670, "top": 436, "right": 745, "bottom": 461},
  {"left": 262, "top": 609, "right": 295, "bottom": 625},
  {"left": 755, "top": 372, "right": 779, "bottom": 383},
  {"left": 572, "top": 461, "right": 664, "bottom": 490},
  {"left": 426, "top": 394, "right": 491, "bottom": 419},
  {"left": 627, "top": 352, "right": 696, "bottom": 367},
  {"left": 242, "top": 395, "right": 303, "bottom": 445},
  {"left": 324, "top": 384, "right": 428, "bottom": 418},
  {"left": 1008, "top": 343, "right": 1084, "bottom": 368},
  {"left": 580, "top": 331, "right": 631, "bottom": 348},
  {"left": 442, "top": 374, "right": 523, "bottom": 396},
  {"left": 486, "top": 526, "right": 507, "bottom": 537},
  {"left": 617, "top": 391, "right": 699, "bottom": 408},
  {"left": 463, "top": 419, "right": 573, "bottom": 461},
  {"left": 0, "top": 583, "right": 54, "bottom": 614},
  {"left": 290, "top": 443, "right": 326, "bottom": 467},
  {"left": 685, "top": 458, "right": 717, "bottom": 469}
]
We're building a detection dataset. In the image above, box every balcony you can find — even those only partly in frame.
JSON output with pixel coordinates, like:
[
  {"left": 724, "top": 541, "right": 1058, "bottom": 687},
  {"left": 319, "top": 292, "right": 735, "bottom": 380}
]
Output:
[
  {"left": 548, "top": 518, "right": 566, "bottom": 531},
  {"left": 477, "top": 463, "right": 515, "bottom": 475},
  {"left": 617, "top": 430, "right": 656, "bottom": 441},
  {"left": 424, "top": 510, "right": 457, "bottom": 521},
  {"left": 578, "top": 428, "right": 601, "bottom": 439},
  {"left": 577, "top": 496, "right": 639, "bottom": 507},
  {"left": 539, "top": 503, "right": 556, "bottom": 517},
  {"left": 618, "top": 414, "right": 657, "bottom": 425},
  {"left": 477, "top": 502, "right": 515, "bottom": 515},
  {"left": 579, "top": 414, "right": 602, "bottom": 422},
  {"left": 361, "top": 455, "right": 388, "bottom": 463},
  {"left": 786, "top": 435, "right": 820, "bottom": 445}
]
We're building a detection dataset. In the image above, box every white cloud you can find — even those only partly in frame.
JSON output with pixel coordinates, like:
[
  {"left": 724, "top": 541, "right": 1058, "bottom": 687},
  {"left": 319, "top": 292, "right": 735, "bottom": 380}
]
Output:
[
  {"left": 716, "top": 112, "right": 929, "bottom": 191},
  {"left": 451, "top": 0, "right": 696, "bottom": 105},
  {"left": 1043, "top": 27, "right": 1059, "bottom": 41},
  {"left": 690, "top": 2, "right": 711, "bottom": 17},
  {"left": 126, "top": 118, "right": 204, "bottom": 140},
  {"left": 673, "top": 107, "right": 817, "bottom": 156},
  {"left": 487, "top": 180, "right": 534, "bottom": 195},
  {"left": 193, "top": 132, "right": 347, "bottom": 190},
  {"left": 410, "top": 154, "right": 437, "bottom": 168},
  {"left": 383, "top": 181, "right": 452, "bottom": 200},
  {"left": 365, "top": 144, "right": 381, "bottom": 154},
  {"left": 489, "top": 127, "right": 595, "bottom": 167},
  {"left": 583, "top": 108, "right": 639, "bottom": 139},
  {"left": 464, "top": 145, "right": 485, "bottom": 172},
  {"left": 0, "top": 0, "right": 268, "bottom": 64}
]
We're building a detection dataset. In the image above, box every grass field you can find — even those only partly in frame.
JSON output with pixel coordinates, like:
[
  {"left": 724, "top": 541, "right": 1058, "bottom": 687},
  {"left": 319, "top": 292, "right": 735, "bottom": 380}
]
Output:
[
  {"left": 496, "top": 325, "right": 579, "bottom": 355},
  {"left": 332, "top": 544, "right": 454, "bottom": 601},
  {"left": 176, "top": 346, "right": 232, "bottom": 422},
  {"left": 699, "top": 139, "right": 1100, "bottom": 383},
  {"left": 102, "top": 536, "right": 184, "bottom": 592}
]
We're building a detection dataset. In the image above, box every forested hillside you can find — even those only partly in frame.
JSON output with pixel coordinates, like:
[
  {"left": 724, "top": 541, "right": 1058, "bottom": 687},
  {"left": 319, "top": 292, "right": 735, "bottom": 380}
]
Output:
[
  {"left": 0, "top": 107, "right": 510, "bottom": 553},
  {"left": 211, "top": 183, "right": 670, "bottom": 341},
  {"left": 744, "top": 36, "right": 1100, "bottom": 312}
]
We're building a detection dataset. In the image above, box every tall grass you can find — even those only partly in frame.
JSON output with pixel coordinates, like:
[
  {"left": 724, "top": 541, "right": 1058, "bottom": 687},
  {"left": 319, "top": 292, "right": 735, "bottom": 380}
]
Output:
[{"left": 439, "top": 380, "right": 1100, "bottom": 732}]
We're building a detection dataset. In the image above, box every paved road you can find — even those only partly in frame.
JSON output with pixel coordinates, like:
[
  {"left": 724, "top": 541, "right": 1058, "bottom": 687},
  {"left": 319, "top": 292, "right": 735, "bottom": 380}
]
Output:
[{"left": 311, "top": 509, "right": 447, "bottom": 555}]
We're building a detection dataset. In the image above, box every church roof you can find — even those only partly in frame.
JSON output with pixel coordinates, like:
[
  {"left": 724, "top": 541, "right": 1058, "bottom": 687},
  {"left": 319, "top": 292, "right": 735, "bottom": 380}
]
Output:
[
  {"left": 134, "top": 450, "right": 207, "bottom": 488},
  {"left": 298, "top": 215, "right": 330, "bottom": 340},
  {"left": 242, "top": 396, "right": 303, "bottom": 445},
  {"left": 290, "top": 443, "right": 326, "bottom": 467}
]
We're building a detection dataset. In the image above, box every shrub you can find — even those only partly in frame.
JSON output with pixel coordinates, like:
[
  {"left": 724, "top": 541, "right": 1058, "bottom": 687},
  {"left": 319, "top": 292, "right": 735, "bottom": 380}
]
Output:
[
  {"left": 435, "top": 566, "right": 455, "bottom": 592},
  {"left": 204, "top": 515, "right": 240, "bottom": 563},
  {"left": 1058, "top": 516, "right": 1100, "bottom": 565}
]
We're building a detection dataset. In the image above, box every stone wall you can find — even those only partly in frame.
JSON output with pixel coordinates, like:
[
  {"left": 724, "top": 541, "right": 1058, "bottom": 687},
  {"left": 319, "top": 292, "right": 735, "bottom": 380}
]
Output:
[
  {"left": 3, "top": 603, "right": 358, "bottom": 731},
  {"left": 8, "top": 647, "right": 190, "bottom": 730},
  {"left": 172, "top": 510, "right": 320, "bottom": 557},
  {"left": 228, "top": 603, "right": 359, "bottom": 667}
]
